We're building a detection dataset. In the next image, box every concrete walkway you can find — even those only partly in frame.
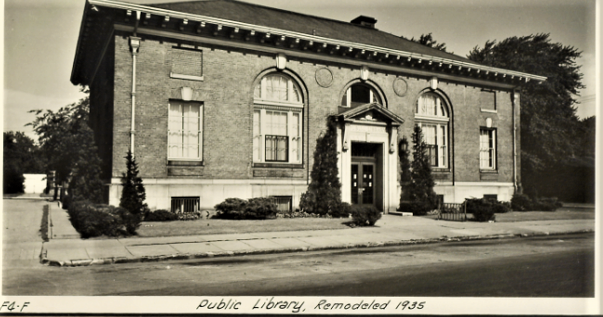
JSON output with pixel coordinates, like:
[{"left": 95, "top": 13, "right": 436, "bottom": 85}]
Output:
[{"left": 41, "top": 203, "right": 596, "bottom": 267}]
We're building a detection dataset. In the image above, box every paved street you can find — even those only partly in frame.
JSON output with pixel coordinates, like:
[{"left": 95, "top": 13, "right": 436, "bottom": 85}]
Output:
[
  {"left": 4, "top": 233, "right": 594, "bottom": 296},
  {"left": 2, "top": 198, "right": 596, "bottom": 298}
]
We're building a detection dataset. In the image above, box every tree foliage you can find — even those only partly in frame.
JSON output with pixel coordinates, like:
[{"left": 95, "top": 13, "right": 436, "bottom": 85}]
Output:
[
  {"left": 3, "top": 131, "right": 45, "bottom": 194},
  {"left": 468, "top": 34, "right": 588, "bottom": 198},
  {"left": 120, "top": 150, "right": 149, "bottom": 229},
  {"left": 299, "top": 117, "right": 342, "bottom": 215},
  {"left": 407, "top": 33, "right": 449, "bottom": 53},
  {"left": 408, "top": 125, "right": 437, "bottom": 205},
  {"left": 28, "top": 89, "right": 105, "bottom": 202},
  {"left": 398, "top": 137, "right": 411, "bottom": 202}
]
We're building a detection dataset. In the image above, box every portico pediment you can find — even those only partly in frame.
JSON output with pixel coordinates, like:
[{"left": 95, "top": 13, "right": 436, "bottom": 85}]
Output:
[{"left": 337, "top": 102, "right": 404, "bottom": 126}]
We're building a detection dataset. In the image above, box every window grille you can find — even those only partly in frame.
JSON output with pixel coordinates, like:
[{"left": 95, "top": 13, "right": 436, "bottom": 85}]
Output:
[
  {"left": 272, "top": 196, "right": 292, "bottom": 213},
  {"left": 171, "top": 196, "right": 200, "bottom": 213}
]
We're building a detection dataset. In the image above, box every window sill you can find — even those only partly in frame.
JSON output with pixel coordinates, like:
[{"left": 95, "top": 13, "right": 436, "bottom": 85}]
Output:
[
  {"left": 479, "top": 169, "right": 498, "bottom": 174},
  {"left": 253, "top": 163, "right": 304, "bottom": 169},
  {"left": 168, "top": 160, "right": 204, "bottom": 166},
  {"left": 432, "top": 168, "right": 450, "bottom": 172},
  {"left": 170, "top": 72, "right": 204, "bottom": 81},
  {"left": 480, "top": 108, "right": 497, "bottom": 113}
]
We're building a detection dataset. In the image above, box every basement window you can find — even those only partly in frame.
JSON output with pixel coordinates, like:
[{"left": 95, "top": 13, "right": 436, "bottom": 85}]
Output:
[
  {"left": 272, "top": 196, "right": 293, "bottom": 213},
  {"left": 171, "top": 196, "right": 200, "bottom": 213}
]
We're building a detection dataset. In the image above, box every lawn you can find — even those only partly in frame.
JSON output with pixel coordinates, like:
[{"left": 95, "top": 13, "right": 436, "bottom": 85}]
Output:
[{"left": 136, "top": 217, "right": 352, "bottom": 237}]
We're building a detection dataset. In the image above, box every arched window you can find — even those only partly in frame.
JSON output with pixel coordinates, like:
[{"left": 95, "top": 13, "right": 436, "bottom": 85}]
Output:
[
  {"left": 341, "top": 83, "right": 382, "bottom": 108},
  {"left": 253, "top": 73, "right": 303, "bottom": 164},
  {"left": 415, "top": 92, "right": 450, "bottom": 168}
]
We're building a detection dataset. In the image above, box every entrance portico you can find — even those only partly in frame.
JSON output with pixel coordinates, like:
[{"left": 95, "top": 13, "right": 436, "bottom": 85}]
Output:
[{"left": 336, "top": 103, "right": 404, "bottom": 213}]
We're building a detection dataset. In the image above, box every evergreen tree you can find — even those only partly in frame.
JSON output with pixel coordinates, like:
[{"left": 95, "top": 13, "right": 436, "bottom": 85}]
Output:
[
  {"left": 408, "top": 125, "right": 437, "bottom": 206},
  {"left": 398, "top": 137, "right": 411, "bottom": 202},
  {"left": 120, "top": 150, "right": 148, "bottom": 232},
  {"left": 299, "top": 117, "right": 342, "bottom": 215}
]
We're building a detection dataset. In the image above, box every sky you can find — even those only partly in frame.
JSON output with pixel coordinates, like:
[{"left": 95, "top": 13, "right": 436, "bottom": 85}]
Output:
[{"left": 3, "top": 0, "right": 598, "bottom": 141}]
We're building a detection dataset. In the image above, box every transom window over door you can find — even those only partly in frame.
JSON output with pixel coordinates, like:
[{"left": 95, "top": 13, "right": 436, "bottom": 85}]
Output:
[
  {"left": 415, "top": 92, "right": 449, "bottom": 168},
  {"left": 168, "top": 101, "right": 202, "bottom": 160},
  {"left": 253, "top": 73, "right": 303, "bottom": 164},
  {"left": 341, "top": 83, "right": 382, "bottom": 108}
]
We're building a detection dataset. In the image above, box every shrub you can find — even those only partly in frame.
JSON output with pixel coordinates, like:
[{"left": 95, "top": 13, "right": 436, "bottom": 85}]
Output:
[
  {"left": 214, "top": 198, "right": 248, "bottom": 214},
  {"left": 144, "top": 209, "right": 179, "bottom": 222},
  {"left": 61, "top": 194, "right": 72, "bottom": 210},
  {"left": 465, "top": 198, "right": 496, "bottom": 222},
  {"left": 67, "top": 201, "right": 135, "bottom": 238},
  {"left": 350, "top": 205, "right": 382, "bottom": 226},
  {"left": 214, "top": 197, "right": 277, "bottom": 220},
  {"left": 242, "top": 197, "right": 278, "bottom": 219},
  {"left": 398, "top": 200, "right": 435, "bottom": 216},
  {"left": 535, "top": 197, "right": 562, "bottom": 211},
  {"left": 511, "top": 193, "right": 533, "bottom": 211},
  {"left": 511, "top": 193, "right": 562, "bottom": 212},
  {"left": 330, "top": 201, "right": 352, "bottom": 218},
  {"left": 177, "top": 210, "right": 203, "bottom": 221}
]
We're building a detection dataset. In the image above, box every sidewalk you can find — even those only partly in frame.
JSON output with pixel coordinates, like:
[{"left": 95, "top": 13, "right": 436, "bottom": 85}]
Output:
[{"left": 42, "top": 203, "right": 595, "bottom": 267}]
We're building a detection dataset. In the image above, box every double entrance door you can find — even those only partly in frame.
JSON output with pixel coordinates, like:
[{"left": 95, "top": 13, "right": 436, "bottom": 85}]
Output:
[{"left": 351, "top": 162, "right": 375, "bottom": 205}]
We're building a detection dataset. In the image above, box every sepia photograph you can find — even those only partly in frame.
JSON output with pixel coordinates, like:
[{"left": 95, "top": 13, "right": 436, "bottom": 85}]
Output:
[{"left": 2, "top": 0, "right": 599, "bottom": 314}]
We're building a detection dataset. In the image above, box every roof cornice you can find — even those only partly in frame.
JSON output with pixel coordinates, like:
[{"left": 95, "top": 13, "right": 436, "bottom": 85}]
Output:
[{"left": 86, "top": 0, "right": 546, "bottom": 83}]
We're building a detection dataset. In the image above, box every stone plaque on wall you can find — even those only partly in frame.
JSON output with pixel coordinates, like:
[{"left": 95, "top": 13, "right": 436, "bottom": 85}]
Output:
[{"left": 315, "top": 67, "right": 334, "bottom": 88}]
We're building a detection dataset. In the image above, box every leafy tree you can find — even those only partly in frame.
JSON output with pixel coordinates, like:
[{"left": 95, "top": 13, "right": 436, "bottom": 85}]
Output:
[
  {"left": 3, "top": 131, "right": 45, "bottom": 194},
  {"left": 406, "top": 33, "right": 449, "bottom": 53},
  {"left": 408, "top": 125, "right": 437, "bottom": 206},
  {"left": 119, "top": 150, "right": 148, "bottom": 233},
  {"left": 468, "top": 34, "right": 585, "bottom": 198},
  {"left": 68, "top": 124, "right": 105, "bottom": 203},
  {"left": 299, "top": 117, "right": 342, "bottom": 215},
  {"left": 28, "top": 89, "right": 105, "bottom": 202}
]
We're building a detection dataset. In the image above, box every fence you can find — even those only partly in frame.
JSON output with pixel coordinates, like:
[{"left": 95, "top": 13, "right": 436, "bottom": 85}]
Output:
[
  {"left": 438, "top": 202, "right": 467, "bottom": 221},
  {"left": 171, "top": 196, "right": 200, "bottom": 213}
]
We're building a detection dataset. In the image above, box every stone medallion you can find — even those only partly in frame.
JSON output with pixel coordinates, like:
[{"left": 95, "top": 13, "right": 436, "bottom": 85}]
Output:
[
  {"left": 393, "top": 77, "right": 408, "bottom": 97},
  {"left": 315, "top": 67, "right": 334, "bottom": 88}
]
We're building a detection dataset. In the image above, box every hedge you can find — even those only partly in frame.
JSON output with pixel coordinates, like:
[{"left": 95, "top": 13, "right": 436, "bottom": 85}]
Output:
[
  {"left": 214, "top": 197, "right": 278, "bottom": 220},
  {"left": 67, "top": 201, "right": 139, "bottom": 238}
]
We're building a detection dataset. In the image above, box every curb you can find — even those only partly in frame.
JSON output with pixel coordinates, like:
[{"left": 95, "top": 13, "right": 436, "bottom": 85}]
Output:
[{"left": 39, "top": 229, "right": 594, "bottom": 267}]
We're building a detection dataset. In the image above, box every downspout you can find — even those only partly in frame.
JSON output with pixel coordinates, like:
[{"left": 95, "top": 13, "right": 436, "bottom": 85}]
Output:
[
  {"left": 512, "top": 88, "right": 520, "bottom": 193},
  {"left": 129, "top": 11, "right": 141, "bottom": 155}
]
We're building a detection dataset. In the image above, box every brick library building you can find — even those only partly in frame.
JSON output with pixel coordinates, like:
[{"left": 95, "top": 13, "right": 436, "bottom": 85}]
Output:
[{"left": 71, "top": 0, "right": 545, "bottom": 213}]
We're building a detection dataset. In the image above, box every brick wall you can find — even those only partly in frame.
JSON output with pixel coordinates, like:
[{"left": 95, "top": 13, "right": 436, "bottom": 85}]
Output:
[{"left": 109, "top": 34, "right": 516, "bottom": 188}]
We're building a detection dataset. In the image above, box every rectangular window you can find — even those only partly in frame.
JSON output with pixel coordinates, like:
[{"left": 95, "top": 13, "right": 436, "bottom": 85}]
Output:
[
  {"left": 171, "top": 196, "right": 200, "bottom": 213},
  {"left": 253, "top": 109, "right": 301, "bottom": 164},
  {"left": 272, "top": 196, "right": 293, "bottom": 213},
  {"left": 480, "top": 128, "right": 496, "bottom": 169},
  {"left": 171, "top": 47, "right": 203, "bottom": 79},
  {"left": 422, "top": 124, "right": 446, "bottom": 168},
  {"left": 483, "top": 194, "right": 498, "bottom": 201},
  {"left": 168, "top": 101, "right": 202, "bottom": 160}
]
